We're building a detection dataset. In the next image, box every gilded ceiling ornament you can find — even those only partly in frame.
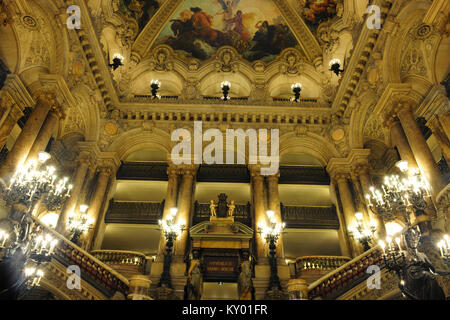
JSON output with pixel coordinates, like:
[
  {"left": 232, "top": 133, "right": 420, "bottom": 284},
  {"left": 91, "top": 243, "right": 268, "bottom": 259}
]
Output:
[
  {"left": 104, "top": 122, "right": 119, "bottom": 136},
  {"left": 279, "top": 49, "right": 303, "bottom": 75},
  {"left": 214, "top": 47, "right": 239, "bottom": 73},
  {"left": 150, "top": 46, "right": 173, "bottom": 72},
  {"left": 22, "top": 15, "right": 38, "bottom": 29}
]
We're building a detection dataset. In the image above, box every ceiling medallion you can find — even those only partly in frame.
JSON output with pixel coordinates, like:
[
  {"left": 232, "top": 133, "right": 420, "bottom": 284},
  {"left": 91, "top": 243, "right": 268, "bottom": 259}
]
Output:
[
  {"left": 22, "top": 15, "right": 38, "bottom": 29},
  {"left": 415, "top": 24, "right": 432, "bottom": 39},
  {"left": 104, "top": 122, "right": 118, "bottom": 136},
  {"left": 331, "top": 128, "right": 345, "bottom": 142}
]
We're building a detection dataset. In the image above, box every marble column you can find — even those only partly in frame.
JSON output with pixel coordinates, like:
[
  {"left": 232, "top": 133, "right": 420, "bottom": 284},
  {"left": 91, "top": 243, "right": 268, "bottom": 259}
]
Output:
[
  {"left": 389, "top": 119, "right": 418, "bottom": 169},
  {"left": 251, "top": 169, "right": 266, "bottom": 259},
  {"left": 55, "top": 156, "right": 90, "bottom": 234},
  {"left": 331, "top": 184, "right": 352, "bottom": 258},
  {"left": 26, "top": 108, "right": 62, "bottom": 162},
  {"left": 266, "top": 173, "right": 284, "bottom": 258},
  {"left": 0, "top": 102, "right": 23, "bottom": 151},
  {"left": 174, "top": 167, "right": 195, "bottom": 257},
  {"left": 334, "top": 173, "right": 359, "bottom": 257},
  {"left": 355, "top": 165, "right": 386, "bottom": 238},
  {"left": 85, "top": 167, "right": 111, "bottom": 250},
  {"left": 396, "top": 104, "right": 445, "bottom": 201},
  {"left": 428, "top": 115, "right": 450, "bottom": 164},
  {"left": 0, "top": 92, "right": 56, "bottom": 180},
  {"left": 158, "top": 167, "right": 180, "bottom": 255}
]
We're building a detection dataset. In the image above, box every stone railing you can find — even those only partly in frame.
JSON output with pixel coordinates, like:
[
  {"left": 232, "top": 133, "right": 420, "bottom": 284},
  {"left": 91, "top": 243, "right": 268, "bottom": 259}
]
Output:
[
  {"left": 307, "top": 246, "right": 383, "bottom": 300},
  {"left": 29, "top": 216, "right": 129, "bottom": 297},
  {"left": 281, "top": 204, "right": 340, "bottom": 229},
  {"left": 91, "top": 250, "right": 146, "bottom": 275},
  {"left": 129, "top": 95, "right": 326, "bottom": 108},
  {"left": 294, "top": 256, "right": 351, "bottom": 277},
  {"left": 105, "top": 199, "right": 164, "bottom": 224}
]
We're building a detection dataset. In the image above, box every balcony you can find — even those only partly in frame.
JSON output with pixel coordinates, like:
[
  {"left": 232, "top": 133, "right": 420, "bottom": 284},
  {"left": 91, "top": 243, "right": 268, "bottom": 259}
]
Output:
[
  {"left": 290, "top": 256, "right": 351, "bottom": 283},
  {"left": 105, "top": 199, "right": 164, "bottom": 224},
  {"left": 281, "top": 204, "right": 339, "bottom": 229},
  {"left": 91, "top": 250, "right": 147, "bottom": 279}
]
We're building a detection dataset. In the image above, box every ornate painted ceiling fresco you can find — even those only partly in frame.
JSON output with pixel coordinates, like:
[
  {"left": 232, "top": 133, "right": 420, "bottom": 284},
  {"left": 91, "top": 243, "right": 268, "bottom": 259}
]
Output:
[
  {"left": 300, "top": 0, "right": 338, "bottom": 33},
  {"left": 152, "top": 0, "right": 298, "bottom": 62},
  {"left": 116, "top": 0, "right": 160, "bottom": 34}
]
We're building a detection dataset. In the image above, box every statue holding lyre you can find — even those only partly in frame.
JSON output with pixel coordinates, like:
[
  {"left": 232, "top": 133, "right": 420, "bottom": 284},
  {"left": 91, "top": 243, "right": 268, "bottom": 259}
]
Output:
[
  {"left": 227, "top": 200, "right": 235, "bottom": 217},
  {"left": 210, "top": 200, "right": 217, "bottom": 217}
]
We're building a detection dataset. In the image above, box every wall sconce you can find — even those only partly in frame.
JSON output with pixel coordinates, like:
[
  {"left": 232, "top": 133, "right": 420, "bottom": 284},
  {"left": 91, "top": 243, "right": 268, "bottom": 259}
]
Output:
[
  {"left": 150, "top": 79, "right": 161, "bottom": 99},
  {"left": 109, "top": 53, "right": 124, "bottom": 70},
  {"left": 291, "top": 83, "right": 302, "bottom": 102},
  {"left": 329, "top": 58, "right": 344, "bottom": 76},
  {"left": 221, "top": 81, "right": 231, "bottom": 101}
]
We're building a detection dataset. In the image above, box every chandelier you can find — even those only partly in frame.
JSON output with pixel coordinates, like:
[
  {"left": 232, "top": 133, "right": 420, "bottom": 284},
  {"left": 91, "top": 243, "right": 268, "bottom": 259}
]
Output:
[
  {"left": 348, "top": 212, "right": 377, "bottom": 251},
  {"left": 67, "top": 205, "right": 94, "bottom": 245},
  {"left": 158, "top": 208, "right": 185, "bottom": 288},
  {"left": 4, "top": 152, "right": 73, "bottom": 211},
  {"left": 437, "top": 234, "right": 450, "bottom": 264},
  {"left": 366, "top": 160, "right": 431, "bottom": 225},
  {"left": 257, "top": 210, "right": 285, "bottom": 292}
]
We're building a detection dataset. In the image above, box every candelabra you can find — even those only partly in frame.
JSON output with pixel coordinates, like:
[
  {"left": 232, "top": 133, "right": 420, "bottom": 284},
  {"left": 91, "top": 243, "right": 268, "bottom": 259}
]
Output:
[
  {"left": 291, "top": 83, "right": 302, "bottom": 102},
  {"left": 150, "top": 79, "right": 161, "bottom": 99},
  {"left": 4, "top": 152, "right": 73, "bottom": 212},
  {"left": 366, "top": 160, "right": 431, "bottom": 226},
  {"left": 379, "top": 236, "right": 407, "bottom": 277},
  {"left": 437, "top": 234, "right": 450, "bottom": 265},
  {"left": 67, "top": 205, "right": 93, "bottom": 245},
  {"left": 257, "top": 210, "right": 285, "bottom": 291},
  {"left": 158, "top": 208, "right": 185, "bottom": 288},
  {"left": 221, "top": 81, "right": 231, "bottom": 101},
  {"left": 348, "top": 212, "right": 377, "bottom": 251},
  {"left": 0, "top": 152, "right": 70, "bottom": 298},
  {"left": 109, "top": 53, "right": 124, "bottom": 70},
  {"left": 329, "top": 58, "right": 344, "bottom": 76}
]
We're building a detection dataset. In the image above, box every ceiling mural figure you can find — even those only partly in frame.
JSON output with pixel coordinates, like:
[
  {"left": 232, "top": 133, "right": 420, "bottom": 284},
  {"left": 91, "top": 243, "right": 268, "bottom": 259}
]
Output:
[
  {"left": 152, "top": 0, "right": 298, "bottom": 62},
  {"left": 301, "top": 0, "right": 338, "bottom": 33},
  {"left": 116, "top": 0, "right": 160, "bottom": 33}
]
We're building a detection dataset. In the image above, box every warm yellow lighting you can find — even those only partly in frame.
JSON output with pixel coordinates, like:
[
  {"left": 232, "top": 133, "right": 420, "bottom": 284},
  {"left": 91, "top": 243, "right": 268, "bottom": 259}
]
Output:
[
  {"left": 79, "top": 204, "right": 89, "bottom": 213},
  {"left": 355, "top": 212, "right": 363, "bottom": 221},
  {"left": 385, "top": 222, "right": 403, "bottom": 237},
  {"left": 38, "top": 152, "right": 51, "bottom": 163},
  {"left": 40, "top": 213, "right": 59, "bottom": 229},
  {"left": 329, "top": 58, "right": 341, "bottom": 67},
  {"left": 396, "top": 160, "right": 409, "bottom": 173}
]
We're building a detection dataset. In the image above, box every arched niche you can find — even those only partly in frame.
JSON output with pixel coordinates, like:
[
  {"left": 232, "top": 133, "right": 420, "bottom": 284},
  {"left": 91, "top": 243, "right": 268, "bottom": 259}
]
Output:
[
  {"left": 131, "top": 71, "right": 183, "bottom": 96},
  {"left": 124, "top": 148, "right": 168, "bottom": 162},
  {"left": 268, "top": 73, "right": 321, "bottom": 98},
  {"left": 199, "top": 72, "right": 251, "bottom": 97},
  {"left": 280, "top": 153, "right": 323, "bottom": 166}
]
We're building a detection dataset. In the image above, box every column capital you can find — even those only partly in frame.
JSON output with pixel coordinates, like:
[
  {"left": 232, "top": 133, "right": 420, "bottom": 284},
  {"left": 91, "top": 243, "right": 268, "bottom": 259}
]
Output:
[
  {"left": 266, "top": 172, "right": 280, "bottom": 181},
  {"left": 353, "top": 163, "right": 371, "bottom": 176},
  {"left": 34, "top": 90, "right": 59, "bottom": 108},
  {"left": 178, "top": 164, "right": 198, "bottom": 177}
]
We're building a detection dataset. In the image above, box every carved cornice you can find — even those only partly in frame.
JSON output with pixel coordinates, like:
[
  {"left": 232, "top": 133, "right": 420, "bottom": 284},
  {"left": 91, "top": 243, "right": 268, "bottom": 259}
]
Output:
[
  {"left": 131, "top": 0, "right": 183, "bottom": 61},
  {"left": 0, "top": 74, "right": 35, "bottom": 111},
  {"left": 332, "top": 0, "right": 393, "bottom": 117},
  {"left": 271, "top": 0, "right": 322, "bottom": 62}
]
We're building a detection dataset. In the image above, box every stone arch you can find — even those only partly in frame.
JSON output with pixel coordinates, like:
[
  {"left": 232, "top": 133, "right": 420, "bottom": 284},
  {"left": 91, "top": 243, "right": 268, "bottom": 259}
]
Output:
[
  {"left": 107, "top": 129, "right": 172, "bottom": 161},
  {"left": 279, "top": 133, "right": 339, "bottom": 166}
]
